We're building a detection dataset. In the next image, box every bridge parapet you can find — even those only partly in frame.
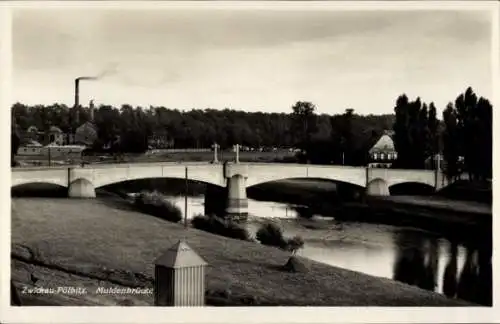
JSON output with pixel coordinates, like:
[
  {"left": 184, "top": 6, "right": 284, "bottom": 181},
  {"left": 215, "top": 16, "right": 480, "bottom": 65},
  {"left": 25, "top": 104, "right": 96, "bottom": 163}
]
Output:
[
  {"left": 367, "top": 168, "right": 437, "bottom": 188},
  {"left": 224, "top": 163, "right": 249, "bottom": 179}
]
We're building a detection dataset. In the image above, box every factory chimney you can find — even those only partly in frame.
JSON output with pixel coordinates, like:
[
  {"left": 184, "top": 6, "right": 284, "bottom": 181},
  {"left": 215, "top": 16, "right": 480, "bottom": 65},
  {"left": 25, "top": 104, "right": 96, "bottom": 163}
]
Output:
[
  {"left": 74, "top": 78, "right": 80, "bottom": 108},
  {"left": 89, "top": 99, "right": 95, "bottom": 122},
  {"left": 74, "top": 78, "right": 80, "bottom": 126}
]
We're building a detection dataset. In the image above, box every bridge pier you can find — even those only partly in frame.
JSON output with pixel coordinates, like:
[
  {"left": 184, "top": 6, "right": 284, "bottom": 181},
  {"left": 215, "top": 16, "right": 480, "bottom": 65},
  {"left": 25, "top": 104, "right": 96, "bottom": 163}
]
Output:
[
  {"left": 366, "top": 178, "right": 390, "bottom": 196},
  {"left": 68, "top": 178, "right": 96, "bottom": 198},
  {"left": 225, "top": 175, "right": 248, "bottom": 221}
]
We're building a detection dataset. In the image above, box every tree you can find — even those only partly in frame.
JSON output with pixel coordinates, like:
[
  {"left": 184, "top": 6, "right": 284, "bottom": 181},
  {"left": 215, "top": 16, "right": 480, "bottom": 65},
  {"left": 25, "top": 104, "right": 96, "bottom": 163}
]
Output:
[
  {"left": 290, "top": 101, "right": 317, "bottom": 154},
  {"left": 284, "top": 236, "right": 305, "bottom": 255},
  {"left": 11, "top": 121, "right": 20, "bottom": 167},
  {"left": 9, "top": 100, "right": 408, "bottom": 164},
  {"left": 392, "top": 94, "right": 411, "bottom": 168},
  {"left": 339, "top": 108, "right": 354, "bottom": 165},
  {"left": 476, "top": 97, "right": 492, "bottom": 180},
  {"left": 392, "top": 95, "right": 435, "bottom": 169},
  {"left": 427, "top": 102, "right": 439, "bottom": 168},
  {"left": 450, "top": 87, "right": 492, "bottom": 180},
  {"left": 442, "top": 103, "right": 460, "bottom": 180}
]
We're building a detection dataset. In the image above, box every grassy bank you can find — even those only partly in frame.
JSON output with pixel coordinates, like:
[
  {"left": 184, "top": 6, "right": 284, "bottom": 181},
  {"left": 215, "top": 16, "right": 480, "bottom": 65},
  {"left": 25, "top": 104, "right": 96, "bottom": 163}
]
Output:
[{"left": 11, "top": 197, "right": 473, "bottom": 306}]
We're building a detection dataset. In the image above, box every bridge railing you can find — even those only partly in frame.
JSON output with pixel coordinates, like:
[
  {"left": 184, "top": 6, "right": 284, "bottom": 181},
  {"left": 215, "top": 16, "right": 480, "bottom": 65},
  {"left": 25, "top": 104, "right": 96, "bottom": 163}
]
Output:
[{"left": 12, "top": 161, "right": 441, "bottom": 173}]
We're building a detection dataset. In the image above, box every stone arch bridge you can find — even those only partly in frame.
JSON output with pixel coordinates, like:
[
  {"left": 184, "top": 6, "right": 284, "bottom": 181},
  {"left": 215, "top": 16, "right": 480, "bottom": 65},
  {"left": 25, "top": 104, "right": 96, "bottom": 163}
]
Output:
[{"left": 11, "top": 162, "right": 449, "bottom": 217}]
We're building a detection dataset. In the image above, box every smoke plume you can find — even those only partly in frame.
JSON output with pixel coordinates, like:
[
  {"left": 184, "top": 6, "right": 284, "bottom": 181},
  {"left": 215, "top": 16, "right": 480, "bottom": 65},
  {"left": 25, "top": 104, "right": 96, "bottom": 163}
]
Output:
[{"left": 77, "top": 64, "right": 119, "bottom": 82}]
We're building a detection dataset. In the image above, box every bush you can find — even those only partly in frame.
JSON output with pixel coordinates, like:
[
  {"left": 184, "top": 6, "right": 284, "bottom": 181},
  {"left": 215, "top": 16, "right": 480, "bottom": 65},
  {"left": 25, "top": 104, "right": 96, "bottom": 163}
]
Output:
[
  {"left": 133, "top": 191, "right": 182, "bottom": 223},
  {"left": 256, "top": 222, "right": 287, "bottom": 248},
  {"left": 283, "top": 236, "right": 305, "bottom": 255},
  {"left": 256, "top": 222, "right": 304, "bottom": 255},
  {"left": 191, "top": 214, "right": 251, "bottom": 241}
]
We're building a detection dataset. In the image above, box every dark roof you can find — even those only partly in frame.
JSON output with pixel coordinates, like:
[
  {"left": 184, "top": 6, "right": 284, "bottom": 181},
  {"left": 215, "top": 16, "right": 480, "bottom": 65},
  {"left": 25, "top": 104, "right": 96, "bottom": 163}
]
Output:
[{"left": 155, "top": 241, "right": 207, "bottom": 269}]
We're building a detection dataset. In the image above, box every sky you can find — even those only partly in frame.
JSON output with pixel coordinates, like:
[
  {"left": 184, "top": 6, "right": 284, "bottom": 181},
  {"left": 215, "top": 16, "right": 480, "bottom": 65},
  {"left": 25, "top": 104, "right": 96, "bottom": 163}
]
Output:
[{"left": 12, "top": 6, "right": 493, "bottom": 115}]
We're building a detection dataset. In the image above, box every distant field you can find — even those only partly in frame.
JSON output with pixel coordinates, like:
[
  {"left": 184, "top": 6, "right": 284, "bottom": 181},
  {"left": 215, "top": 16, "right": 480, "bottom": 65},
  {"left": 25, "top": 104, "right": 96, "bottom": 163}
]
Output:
[{"left": 15, "top": 149, "right": 297, "bottom": 167}]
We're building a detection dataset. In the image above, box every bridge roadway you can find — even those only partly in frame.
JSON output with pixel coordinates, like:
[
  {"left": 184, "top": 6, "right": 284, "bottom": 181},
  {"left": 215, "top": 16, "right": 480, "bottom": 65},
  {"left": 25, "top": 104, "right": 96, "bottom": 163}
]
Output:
[{"left": 11, "top": 161, "right": 449, "bottom": 217}]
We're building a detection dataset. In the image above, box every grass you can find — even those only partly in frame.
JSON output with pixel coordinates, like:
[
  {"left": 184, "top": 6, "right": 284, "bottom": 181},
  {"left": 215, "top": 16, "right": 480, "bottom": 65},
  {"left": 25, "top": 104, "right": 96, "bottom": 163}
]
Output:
[{"left": 11, "top": 197, "right": 473, "bottom": 306}]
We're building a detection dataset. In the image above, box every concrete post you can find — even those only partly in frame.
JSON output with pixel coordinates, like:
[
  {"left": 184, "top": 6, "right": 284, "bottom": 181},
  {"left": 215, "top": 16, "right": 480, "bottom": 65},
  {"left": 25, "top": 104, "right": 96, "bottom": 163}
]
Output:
[
  {"left": 233, "top": 144, "right": 240, "bottom": 164},
  {"left": 68, "top": 178, "right": 96, "bottom": 198},
  {"left": 154, "top": 241, "right": 208, "bottom": 306},
  {"left": 211, "top": 143, "right": 219, "bottom": 164},
  {"left": 434, "top": 154, "right": 440, "bottom": 190},
  {"left": 225, "top": 175, "right": 248, "bottom": 220}
]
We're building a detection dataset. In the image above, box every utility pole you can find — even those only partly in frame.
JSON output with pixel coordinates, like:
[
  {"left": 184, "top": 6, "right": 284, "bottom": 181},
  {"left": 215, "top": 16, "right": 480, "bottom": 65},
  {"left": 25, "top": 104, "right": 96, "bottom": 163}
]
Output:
[{"left": 184, "top": 167, "right": 188, "bottom": 228}]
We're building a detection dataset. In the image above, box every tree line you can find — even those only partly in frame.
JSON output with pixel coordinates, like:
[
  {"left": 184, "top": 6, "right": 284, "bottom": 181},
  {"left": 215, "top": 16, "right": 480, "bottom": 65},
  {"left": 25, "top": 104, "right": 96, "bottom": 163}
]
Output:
[
  {"left": 11, "top": 86, "right": 492, "bottom": 180},
  {"left": 391, "top": 87, "right": 492, "bottom": 181},
  {"left": 11, "top": 102, "right": 394, "bottom": 164}
]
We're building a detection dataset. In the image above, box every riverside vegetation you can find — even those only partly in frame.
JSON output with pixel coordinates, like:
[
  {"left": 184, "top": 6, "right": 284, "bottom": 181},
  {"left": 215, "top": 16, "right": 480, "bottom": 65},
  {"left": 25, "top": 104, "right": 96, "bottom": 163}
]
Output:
[{"left": 131, "top": 190, "right": 305, "bottom": 255}]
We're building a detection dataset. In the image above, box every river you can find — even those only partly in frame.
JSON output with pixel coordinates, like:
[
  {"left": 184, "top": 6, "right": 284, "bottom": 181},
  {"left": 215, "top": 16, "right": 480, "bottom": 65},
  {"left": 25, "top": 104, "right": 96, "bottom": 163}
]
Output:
[{"left": 143, "top": 193, "right": 490, "bottom": 305}]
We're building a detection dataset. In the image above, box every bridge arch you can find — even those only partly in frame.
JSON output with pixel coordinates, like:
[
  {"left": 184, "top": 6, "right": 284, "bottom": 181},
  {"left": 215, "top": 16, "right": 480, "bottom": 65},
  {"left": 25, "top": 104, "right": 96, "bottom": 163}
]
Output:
[
  {"left": 11, "top": 168, "right": 69, "bottom": 188},
  {"left": 98, "top": 176, "right": 226, "bottom": 191},
  {"left": 89, "top": 164, "right": 226, "bottom": 188},
  {"left": 245, "top": 164, "right": 367, "bottom": 188},
  {"left": 389, "top": 182, "right": 435, "bottom": 195},
  {"left": 245, "top": 177, "right": 364, "bottom": 190},
  {"left": 12, "top": 178, "right": 68, "bottom": 188},
  {"left": 11, "top": 182, "right": 68, "bottom": 197}
]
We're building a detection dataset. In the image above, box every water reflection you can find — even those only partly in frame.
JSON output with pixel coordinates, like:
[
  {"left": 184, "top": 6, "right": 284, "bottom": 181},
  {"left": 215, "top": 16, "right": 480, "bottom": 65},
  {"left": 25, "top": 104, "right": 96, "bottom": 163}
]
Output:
[
  {"left": 393, "top": 231, "right": 437, "bottom": 290},
  {"left": 443, "top": 243, "right": 458, "bottom": 298},
  {"left": 392, "top": 231, "right": 491, "bottom": 305}
]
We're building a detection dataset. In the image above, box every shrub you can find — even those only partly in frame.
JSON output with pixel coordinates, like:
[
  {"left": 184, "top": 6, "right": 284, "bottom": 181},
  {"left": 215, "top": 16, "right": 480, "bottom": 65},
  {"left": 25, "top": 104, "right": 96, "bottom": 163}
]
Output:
[
  {"left": 256, "top": 222, "right": 305, "bottom": 254},
  {"left": 191, "top": 214, "right": 251, "bottom": 241},
  {"left": 283, "top": 236, "right": 305, "bottom": 255},
  {"left": 256, "top": 222, "right": 287, "bottom": 248},
  {"left": 133, "top": 191, "right": 182, "bottom": 223}
]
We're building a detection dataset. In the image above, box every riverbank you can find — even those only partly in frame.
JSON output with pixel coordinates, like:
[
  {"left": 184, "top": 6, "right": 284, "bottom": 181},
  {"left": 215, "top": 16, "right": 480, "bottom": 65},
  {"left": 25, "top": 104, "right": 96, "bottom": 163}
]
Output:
[
  {"left": 11, "top": 197, "right": 473, "bottom": 306},
  {"left": 248, "top": 179, "right": 491, "bottom": 243}
]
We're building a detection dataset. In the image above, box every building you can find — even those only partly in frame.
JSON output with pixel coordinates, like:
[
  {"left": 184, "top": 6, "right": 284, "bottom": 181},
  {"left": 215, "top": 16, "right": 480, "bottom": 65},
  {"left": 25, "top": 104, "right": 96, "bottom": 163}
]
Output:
[
  {"left": 368, "top": 130, "right": 397, "bottom": 168},
  {"left": 74, "top": 122, "right": 98, "bottom": 146},
  {"left": 20, "top": 125, "right": 66, "bottom": 146},
  {"left": 25, "top": 126, "right": 39, "bottom": 142},
  {"left": 17, "top": 141, "right": 43, "bottom": 156},
  {"left": 74, "top": 100, "right": 98, "bottom": 146},
  {"left": 47, "top": 126, "right": 65, "bottom": 145}
]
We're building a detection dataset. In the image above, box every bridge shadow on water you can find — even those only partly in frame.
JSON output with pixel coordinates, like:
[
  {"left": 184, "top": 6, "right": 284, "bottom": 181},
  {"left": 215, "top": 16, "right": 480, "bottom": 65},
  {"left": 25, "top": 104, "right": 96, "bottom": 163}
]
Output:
[{"left": 392, "top": 230, "right": 492, "bottom": 306}]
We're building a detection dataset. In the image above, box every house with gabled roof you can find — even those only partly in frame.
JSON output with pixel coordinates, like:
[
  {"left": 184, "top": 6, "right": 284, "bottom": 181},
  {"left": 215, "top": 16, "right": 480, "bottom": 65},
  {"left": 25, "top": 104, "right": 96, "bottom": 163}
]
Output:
[{"left": 367, "top": 130, "right": 398, "bottom": 168}]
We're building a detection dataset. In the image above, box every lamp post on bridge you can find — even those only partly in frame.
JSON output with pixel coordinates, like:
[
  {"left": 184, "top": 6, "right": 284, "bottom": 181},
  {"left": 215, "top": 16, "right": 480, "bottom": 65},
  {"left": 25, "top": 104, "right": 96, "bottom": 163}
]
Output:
[
  {"left": 211, "top": 142, "right": 220, "bottom": 164},
  {"left": 233, "top": 144, "right": 240, "bottom": 164}
]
